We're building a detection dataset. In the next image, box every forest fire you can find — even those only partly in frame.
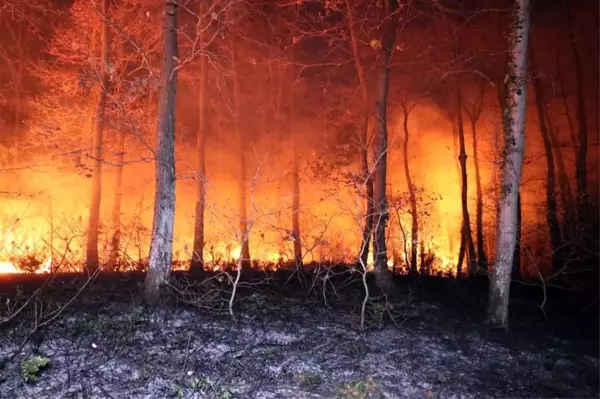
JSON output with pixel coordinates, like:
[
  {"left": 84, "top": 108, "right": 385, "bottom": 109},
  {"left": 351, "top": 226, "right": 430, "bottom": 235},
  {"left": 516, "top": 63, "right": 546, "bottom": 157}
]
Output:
[{"left": 0, "top": 108, "right": 481, "bottom": 277}]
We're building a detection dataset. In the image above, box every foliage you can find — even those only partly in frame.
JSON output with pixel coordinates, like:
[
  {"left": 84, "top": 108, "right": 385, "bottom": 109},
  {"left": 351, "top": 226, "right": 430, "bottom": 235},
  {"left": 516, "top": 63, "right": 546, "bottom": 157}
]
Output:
[
  {"left": 339, "top": 376, "right": 380, "bottom": 399},
  {"left": 20, "top": 355, "right": 50, "bottom": 383}
]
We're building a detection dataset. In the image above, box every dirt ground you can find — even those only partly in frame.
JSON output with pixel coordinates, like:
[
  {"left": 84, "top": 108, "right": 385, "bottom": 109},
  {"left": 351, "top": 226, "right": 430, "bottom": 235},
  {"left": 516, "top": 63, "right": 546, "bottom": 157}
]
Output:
[{"left": 0, "top": 270, "right": 597, "bottom": 399}]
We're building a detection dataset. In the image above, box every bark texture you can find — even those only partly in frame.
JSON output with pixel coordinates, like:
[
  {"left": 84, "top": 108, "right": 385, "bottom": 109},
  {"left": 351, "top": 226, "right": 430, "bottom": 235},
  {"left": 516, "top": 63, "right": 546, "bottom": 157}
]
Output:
[
  {"left": 191, "top": 1, "right": 209, "bottom": 273},
  {"left": 455, "top": 82, "right": 477, "bottom": 275},
  {"left": 345, "top": 0, "right": 373, "bottom": 268},
  {"left": 107, "top": 129, "right": 125, "bottom": 272},
  {"left": 530, "top": 51, "right": 563, "bottom": 274},
  {"left": 145, "top": 0, "right": 178, "bottom": 306},
  {"left": 401, "top": 102, "right": 419, "bottom": 275},
  {"left": 85, "top": 0, "right": 109, "bottom": 274},
  {"left": 486, "top": 0, "right": 530, "bottom": 330},
  {"left": 372, "top": 0, "right": 398, "bottom": 294}
]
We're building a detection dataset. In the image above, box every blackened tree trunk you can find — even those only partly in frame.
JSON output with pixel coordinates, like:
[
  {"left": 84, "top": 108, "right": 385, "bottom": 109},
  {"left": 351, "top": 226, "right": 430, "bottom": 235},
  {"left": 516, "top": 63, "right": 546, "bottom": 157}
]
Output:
[
  {"left": 231, "top": 33, "right": 251, "bottom": 268},
  {"left": 531, "top": 52, "right": 563, "bottom": 274},
  {"left": 191, "top": 2, "right": 209, "bottom": 273},
  {"left": 486, "top": 0, "right": 530, "bottom": 330},
  {"left": 290, "top": 78, "right": 302, "bottom": 265},
  {"left": 372, "top": 0, "right": 398, "bottom": 294},
  {"left": 455, "top": 82, "right": 477, "bottom": 275},
  {"left": 400, "top": 101, "right": 419, "bottom": 275},
  {"left": 85, "top": 0, "right": 109, "bottom": 274},
  {"left": 512, "top": 193, "right": 522, "bottom": 280},
  {"left": 107, "top": 128, "right": 125, "bottom": 272},
  {"left": 145, "top": 0, "right": 178, "bottom": 306},
  {"left": 345, "top": 0, "right": 373, "bottom": 268},
  {"left": 565, "top": 1, "right": 588, "bottom": 213},
  {"left": 463, "top": 83, "right": 488, "bottom": 270}
]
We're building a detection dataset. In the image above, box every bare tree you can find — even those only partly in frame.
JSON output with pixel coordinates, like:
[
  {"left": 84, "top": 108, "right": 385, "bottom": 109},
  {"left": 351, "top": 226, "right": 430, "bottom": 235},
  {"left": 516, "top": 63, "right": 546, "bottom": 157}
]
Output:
[
  {"left": 399, "top": 99, "right": 419, "bottom": 274},
  {"left": 463, "top": 82, "right": 488, "bottom": 270},
  {"left": 486, "top": 0, "right": 531, "bottom": 330},
  {"left": 85, "top": 0, "right": 109, "bottom": 274},
  {"left": 564, "top": 0, "right": 588, "bottom": 214},
  {"left": 230, "top": 26, "right": 251, "bottom": 269},
  {"left": 344, "top": 0, "right": 374, "bottom": 269},
  {"left": 145, "top": 0, "right": 178, "bottom": 306},
  {"left": 372, "top": 0, "right": 398, "bottom": 295},
  {"left": 454, "top": 80, "right": 477, "bottom": 276},
  {"left": 530, "top": 48, "right": 563, "bottom": 275},
  {"left": 191, "top": 1, "right": 210, "bottom": 273}
]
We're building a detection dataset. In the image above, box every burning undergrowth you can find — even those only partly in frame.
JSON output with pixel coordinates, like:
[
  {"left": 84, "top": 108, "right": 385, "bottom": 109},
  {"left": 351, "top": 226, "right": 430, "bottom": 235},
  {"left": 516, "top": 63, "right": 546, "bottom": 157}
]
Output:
[{"left": 0, "top": 271, "right": 597, "bottom": 398}]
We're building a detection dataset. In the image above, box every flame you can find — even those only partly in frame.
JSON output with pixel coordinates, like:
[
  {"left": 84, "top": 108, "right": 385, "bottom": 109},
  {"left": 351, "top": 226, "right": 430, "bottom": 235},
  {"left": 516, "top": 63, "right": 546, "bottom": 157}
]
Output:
[{"left": 0, "top": 106, "right": 528, "bottom": 277}]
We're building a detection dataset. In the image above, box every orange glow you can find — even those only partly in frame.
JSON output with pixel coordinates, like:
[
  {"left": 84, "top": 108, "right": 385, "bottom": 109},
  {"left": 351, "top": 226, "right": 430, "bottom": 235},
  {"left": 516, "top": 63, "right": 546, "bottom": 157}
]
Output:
[{"left": 0, "top": 105, "right": 552, "bottom": 276}]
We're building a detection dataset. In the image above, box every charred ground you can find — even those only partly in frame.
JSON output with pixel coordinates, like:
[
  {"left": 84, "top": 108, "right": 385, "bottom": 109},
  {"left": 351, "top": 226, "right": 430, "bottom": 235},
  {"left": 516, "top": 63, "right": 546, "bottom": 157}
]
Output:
[{"left": 0, "top": 268, "right": 597, "bottom": 399}]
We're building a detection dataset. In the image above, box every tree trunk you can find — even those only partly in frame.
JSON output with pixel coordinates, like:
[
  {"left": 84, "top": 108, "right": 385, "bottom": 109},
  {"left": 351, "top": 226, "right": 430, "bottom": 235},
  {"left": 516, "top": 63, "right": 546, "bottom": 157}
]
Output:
[
  {"left": 290, "top": 78, "right": 302, "bottom": 265},
  {"left": 463, "top": 83, "right": 488, "bottom": 271},
  {"left": 401, "top": 102, "right": 419, "bottom": 275},
  {"left": 145, "top": 0, "right": 178, "bottom": 306},
  {"left": 512, "top": 193, "right": 522, "bottom": 280},
  {"left": 344, "top": 0, "right": 373, "bottom": 268},
  {"left": 486, "top": 0, "right": 530, "bottom": 330},
  {"left": 372, "top": 0, "right": 398, "bottom": 295},
  {"left": 191, "top": 2, "right": 209, "bottom": 273},
  {"left": 565, "top": 1, "right": 588, "bottom": 211},
  {"left": 107, "top": 129, "right": 125, "bottom": 272},
  {"left": 531, "top": 52, "right": 563, "bottom": 275},
  {"left": 231, "top": 33, "right": 251, "bottom": 269},
  {"left": 455, "top": 81, "right": 477, "bottom": 275},
  {"left": 85, "top": 0, "right": 109, "bottom": 274}
]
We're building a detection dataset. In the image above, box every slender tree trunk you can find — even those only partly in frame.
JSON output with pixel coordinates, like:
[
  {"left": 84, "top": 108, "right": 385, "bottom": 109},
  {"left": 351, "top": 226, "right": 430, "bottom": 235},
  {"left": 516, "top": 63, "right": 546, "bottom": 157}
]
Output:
[
  {"left": 145, "top": 0, "right": 178, "bottom": 306},
  {"left": 85, "top": 0, "right": 109, "bottom": 274},
  {"left": 372, "top": 0, "right": 398, "bottom": 294},
  {"left": 345, "top": 0, "right": 373, "bottom": 268},
  {"left": 107, "top": 129, "right": 125, "bottom": 272},
  {"left": 191, "top": 2, "right": 209, "bottom": 273},
  {"left": 565, "top": 1, "right": 588, "bottom": 214},
  {"left": 463, "top": 83, "right": 488, "bottom": 271},
  {"left": 512, "top": 193, "right": 522, "bottom": 280},
  {"left": 531, "top": 53, "right": 563, "bottom": 274},
  {"left": 231, "top": 33, "right": 251, "bottom": 268},
  {"left": 401, "top": 102, "right": 419, "bottom": 274},
  {"left": 455, "top": 82, "right": 477, "bottom": 275},
  {"left": 290, "top": 78, "right": 302, "bottom": 265},
  {"left": 486, "top": 0, "right": 530, "bottom": 330}
]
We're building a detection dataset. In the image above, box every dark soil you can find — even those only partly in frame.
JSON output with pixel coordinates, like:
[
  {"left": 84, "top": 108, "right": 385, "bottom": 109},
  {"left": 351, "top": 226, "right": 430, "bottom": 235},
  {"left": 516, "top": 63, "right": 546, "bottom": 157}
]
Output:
[{"left": 0, "top": 267, "right": 597, "bottom": 399}]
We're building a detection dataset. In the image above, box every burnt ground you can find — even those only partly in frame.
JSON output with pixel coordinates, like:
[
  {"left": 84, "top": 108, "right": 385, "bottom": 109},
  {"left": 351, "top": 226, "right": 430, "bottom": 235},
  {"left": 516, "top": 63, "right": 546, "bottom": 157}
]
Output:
[{"left": 0, "top": 268, "right": 597, "bottom": 399}]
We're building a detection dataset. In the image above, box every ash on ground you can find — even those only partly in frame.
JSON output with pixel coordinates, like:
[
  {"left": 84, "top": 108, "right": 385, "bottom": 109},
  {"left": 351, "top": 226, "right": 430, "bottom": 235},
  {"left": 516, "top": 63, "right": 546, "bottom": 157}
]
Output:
[{"left": 0, "top": 271, "right": 597, "bottom": 399}]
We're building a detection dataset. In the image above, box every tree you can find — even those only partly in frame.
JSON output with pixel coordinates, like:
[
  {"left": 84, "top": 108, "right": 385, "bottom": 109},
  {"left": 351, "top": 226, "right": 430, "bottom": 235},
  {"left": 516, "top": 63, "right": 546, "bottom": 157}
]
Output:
[
  {"left": 190, "top": 1, "right": 210, "bottom": 273},
  {"left": 454, "top": 80, "right": 477, "bottom": 276},
  {"left": 145, "top": 0, "right": 178, "bottom": 306},
  {"left": 399, "top": 98, "right": 419, "bottom": 274},
  {"left": 564, "top": 0, "right": 588, "bottom": 215},
  {"left": 486, "top": 0, "right": 531, "bottom": 330},
  {"left": 343, "top": 0, "right": 374, "bottom": 269},
  {"left": 85, "top": 0, "right": 109, "bottom": 274},
  {"left": 462, "top": 82, "right": 488, "bottom": 271},
  {"left": 530, "top": 48, "right": 563, "bottom": 274},
  {"left": 372, "top": 0, "right": 398, "bottom": 294}
]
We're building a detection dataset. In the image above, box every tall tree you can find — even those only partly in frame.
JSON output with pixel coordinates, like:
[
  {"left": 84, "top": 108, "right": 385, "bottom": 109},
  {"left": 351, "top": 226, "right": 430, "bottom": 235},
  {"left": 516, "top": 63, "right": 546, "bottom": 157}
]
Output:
[
  {"left": 463, "top": 82, "right": 488, "bottom": 271},
  {"left": 145, "top": 0, "right": 178, "bottom": 305},
  {"left": 454, "top": 81, "right": 477, "bottom": 276},
  {"left": 372, "top": 0, "right": 398, "bottom": 294},
  {"left": 399, "top": 99, "right": 419, "bottom": 275},
  {"left": 85, "top": 0, "right": 109, "bottom": 274},
  {"left": 290, "top": 74, "right": 302, "bottom": 265},
  {"left": 230, "top": 29, "right": 251, "bottom": 269},
  {"left": 344, "top": 0, "right": 374, "bottom": 268},
  {"left": 107, "top": 127, "right": 125, "bottom": 271},
  {"left": 191, "top": 1, "right": 210, "bottom": 273},
  {"left": 564, "top": 0, "right": 588, "bottom": 214},
  {"left": 486, "top": 0, "right": 531, "bottom": 330},
  {"left": 530, "top": 49, "right": 563, "bottom": 274}
]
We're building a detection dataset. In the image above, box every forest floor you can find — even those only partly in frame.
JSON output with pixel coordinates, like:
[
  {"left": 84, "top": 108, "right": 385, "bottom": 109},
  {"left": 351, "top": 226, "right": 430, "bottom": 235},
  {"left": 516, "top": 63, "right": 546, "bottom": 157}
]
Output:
[{"left": 0, "top": 268, "right": 597, "bottom": 399}]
